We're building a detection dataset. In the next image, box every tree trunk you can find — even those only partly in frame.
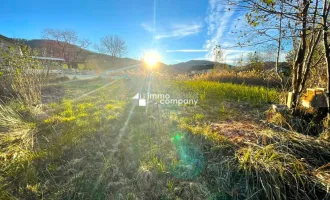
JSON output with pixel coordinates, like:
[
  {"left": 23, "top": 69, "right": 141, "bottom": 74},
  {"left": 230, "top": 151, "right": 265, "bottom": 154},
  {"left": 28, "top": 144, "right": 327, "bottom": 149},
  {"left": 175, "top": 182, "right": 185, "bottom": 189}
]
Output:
[
  {"left": 276, "top": 1, "right": 284, "bottom": 86},
  {"left": 322, "top": 0, "right": 330, "bottom": 119},
  {"left": 291, "top": 0, "right": 310, "bottom": 112},
  {"left": 291, "top": 41, "right": 306, "bottom": 111}
]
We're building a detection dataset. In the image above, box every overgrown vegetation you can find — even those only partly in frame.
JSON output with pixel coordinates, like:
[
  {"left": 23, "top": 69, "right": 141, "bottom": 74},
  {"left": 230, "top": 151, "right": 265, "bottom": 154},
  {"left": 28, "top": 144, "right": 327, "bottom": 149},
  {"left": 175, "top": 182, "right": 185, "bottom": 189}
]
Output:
[
  {"left": 193, "top": 69, "right": 289, "bottom": 89},
  {"left": 176, "top": 80, "right": 279, "bottom": 105},
  {"left": 0, "top": 45, "right": 45, "bottom": 106},
  {"left": 173, "top": 79, "right": 330, "bottom": 199},
  {"left": 0, "top": 69, "right": 329, "bottom": 199},
  {"left": 1, "top": 1, "right": 330, "bottom": 196}
]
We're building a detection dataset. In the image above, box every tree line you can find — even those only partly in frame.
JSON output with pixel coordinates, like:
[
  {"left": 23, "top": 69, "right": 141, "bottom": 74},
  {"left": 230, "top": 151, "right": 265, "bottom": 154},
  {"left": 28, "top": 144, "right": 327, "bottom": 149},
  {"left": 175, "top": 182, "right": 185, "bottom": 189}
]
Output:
[{"left": 39, "top": 28, "right": 127, "bottom": 69}]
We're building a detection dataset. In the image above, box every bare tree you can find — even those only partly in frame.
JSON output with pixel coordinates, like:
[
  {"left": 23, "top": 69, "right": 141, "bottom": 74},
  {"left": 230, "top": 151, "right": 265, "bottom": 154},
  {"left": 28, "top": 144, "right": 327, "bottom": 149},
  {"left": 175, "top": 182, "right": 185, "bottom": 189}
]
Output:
[
  {"left": 229, "top": 0, "right": 324, "bottom": 111},
  {"left": 42, "top": 29, "right": 90, "bottom": 68},
  {"left": 97, "top": 35, "right": 127, "bottom": 58}
]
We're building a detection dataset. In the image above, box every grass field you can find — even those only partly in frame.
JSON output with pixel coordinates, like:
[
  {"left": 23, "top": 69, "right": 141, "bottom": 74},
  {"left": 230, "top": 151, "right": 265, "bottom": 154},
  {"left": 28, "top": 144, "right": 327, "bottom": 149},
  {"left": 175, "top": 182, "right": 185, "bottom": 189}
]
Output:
[{"left": 1, "top": 75, "right": 330, "bottom": 200}]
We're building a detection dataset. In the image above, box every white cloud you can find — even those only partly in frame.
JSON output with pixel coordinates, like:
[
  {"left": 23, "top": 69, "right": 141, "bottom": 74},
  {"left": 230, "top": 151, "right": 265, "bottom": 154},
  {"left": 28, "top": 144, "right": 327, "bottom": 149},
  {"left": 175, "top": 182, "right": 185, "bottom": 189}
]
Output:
[
  {"left": 141, "top": 23, "right": 154, "bottom": 32},
  {"left": 166, "top": 49, "right": 208, "bottom": 53},
  {"left": 191, "top": 57, "right": 210, "bottom": 61},
  {"left": 172, "top": 57, "right": 210, "bottom": 64},
  {"left": 223, "top": 50, "right": 252, "bottom": 65},
  {"left": 222, "top": 42, "right": 235, "bottom": 48},
  {"left": 155, "top": 23, "right": 202, "bottom": 40},
  {"left": 204, "top": 1, "right": 236, "bottom": 61}
]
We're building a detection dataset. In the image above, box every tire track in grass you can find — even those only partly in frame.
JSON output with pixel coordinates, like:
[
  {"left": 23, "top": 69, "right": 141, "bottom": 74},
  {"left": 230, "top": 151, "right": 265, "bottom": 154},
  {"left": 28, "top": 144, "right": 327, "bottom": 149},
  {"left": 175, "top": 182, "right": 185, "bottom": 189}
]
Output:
[{"left": 92, "top": 75, "right": 149, "bottom": 192}]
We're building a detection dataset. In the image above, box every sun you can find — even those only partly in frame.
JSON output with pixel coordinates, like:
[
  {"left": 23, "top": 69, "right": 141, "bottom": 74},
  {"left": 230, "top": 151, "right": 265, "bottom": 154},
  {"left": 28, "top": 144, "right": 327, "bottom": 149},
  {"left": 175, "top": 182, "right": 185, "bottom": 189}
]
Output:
[{"left": 144, "top": 51, "right": 160, "bottom": 67}]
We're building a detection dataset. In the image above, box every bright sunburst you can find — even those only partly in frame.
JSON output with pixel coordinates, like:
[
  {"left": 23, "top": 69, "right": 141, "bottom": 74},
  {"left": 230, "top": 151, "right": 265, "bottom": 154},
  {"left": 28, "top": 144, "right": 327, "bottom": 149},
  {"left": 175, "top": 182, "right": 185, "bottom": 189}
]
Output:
[{"left": 144, "top": 51, "right": 160, "bottom": 67}]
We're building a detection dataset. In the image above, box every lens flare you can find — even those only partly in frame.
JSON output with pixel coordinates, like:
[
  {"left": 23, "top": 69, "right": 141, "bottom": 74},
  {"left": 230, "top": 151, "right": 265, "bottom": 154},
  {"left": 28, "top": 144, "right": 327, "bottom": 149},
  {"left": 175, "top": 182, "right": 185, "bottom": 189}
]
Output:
[
  {"left": 144, "top": 51, "right": 160, "bottom": 67},
  {"left": 169, "top": 132, "right": 204, "bottom": 179}
]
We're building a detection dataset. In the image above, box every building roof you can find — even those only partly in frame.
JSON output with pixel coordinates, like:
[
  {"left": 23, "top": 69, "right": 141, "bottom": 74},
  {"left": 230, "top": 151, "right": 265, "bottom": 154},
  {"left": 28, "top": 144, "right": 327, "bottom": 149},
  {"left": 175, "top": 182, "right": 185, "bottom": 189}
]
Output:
[{"left": 31, "top": 56, "right": 65, "bottom": 61}]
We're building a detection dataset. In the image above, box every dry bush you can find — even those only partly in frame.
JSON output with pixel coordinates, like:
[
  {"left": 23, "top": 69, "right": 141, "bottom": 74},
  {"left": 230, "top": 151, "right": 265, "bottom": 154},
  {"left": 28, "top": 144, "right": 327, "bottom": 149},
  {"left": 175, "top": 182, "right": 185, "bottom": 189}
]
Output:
[
  {"left": 12, "top": 69, "right": 44, "bottom": 106},
  {"left": 0, "top": 45, "right": 46, "bottom": 106},
  {"left": 319, "top": 130, "right": 330, "bottom": 141},
  {"left": 0, "top": 102, "right": 26, "bottom": 131}
]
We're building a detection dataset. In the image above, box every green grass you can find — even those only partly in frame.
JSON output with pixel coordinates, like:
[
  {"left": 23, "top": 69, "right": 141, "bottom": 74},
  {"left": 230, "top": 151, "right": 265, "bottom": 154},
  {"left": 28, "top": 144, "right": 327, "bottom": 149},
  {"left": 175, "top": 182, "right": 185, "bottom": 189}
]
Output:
[
  {"left": 167, "top": 78, "right": 330, "bottom": 199},
  {"left": 0, "top": 77, "right": 136, "bottom": 199},
  {"left": 176, "top": 80, "right": 279, "bottom": 106},
  {"left": 1, "top": 75, "right": 330, "bottom": 200}
]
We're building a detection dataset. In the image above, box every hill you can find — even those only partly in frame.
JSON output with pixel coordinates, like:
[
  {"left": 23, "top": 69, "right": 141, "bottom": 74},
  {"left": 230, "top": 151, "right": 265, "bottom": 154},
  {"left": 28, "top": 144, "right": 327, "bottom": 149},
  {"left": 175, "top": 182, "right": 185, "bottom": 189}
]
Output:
[
  {"left": 22, "top": 39, "right": 222, "bottom": 74},
  {"left": 14, "top": 39, "right": 141, "bottom": 70},
  {"left": 169, "top": 60, "right": 232, "bottom": 73}
]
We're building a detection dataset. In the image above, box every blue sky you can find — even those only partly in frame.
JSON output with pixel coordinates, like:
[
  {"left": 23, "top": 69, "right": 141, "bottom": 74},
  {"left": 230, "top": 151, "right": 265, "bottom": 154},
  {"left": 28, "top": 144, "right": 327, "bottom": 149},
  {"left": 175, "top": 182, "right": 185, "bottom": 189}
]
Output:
[{"left": 0, "top": 0, "right": 271, "bottom": 64}]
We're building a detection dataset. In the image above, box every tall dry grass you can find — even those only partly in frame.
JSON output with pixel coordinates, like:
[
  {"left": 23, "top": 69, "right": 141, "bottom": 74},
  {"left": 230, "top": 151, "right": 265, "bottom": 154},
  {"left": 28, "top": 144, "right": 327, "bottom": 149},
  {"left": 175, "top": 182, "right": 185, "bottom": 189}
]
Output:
[
  {"left": 0, "top": 45, "right": 46, "bottom": 106},
  {"left": 0, "top": 102, "right": 26, "bottom": 131},
  {"left": 193, "top": 69, "right": 288, "bottom": 89}
]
